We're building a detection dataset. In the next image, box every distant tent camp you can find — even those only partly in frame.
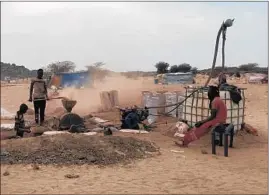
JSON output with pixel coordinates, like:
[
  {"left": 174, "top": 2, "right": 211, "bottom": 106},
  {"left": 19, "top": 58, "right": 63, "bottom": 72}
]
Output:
[
  {"left": 163, "top": 72, "right": 195, "bottom": 84},
  {"left": 245, "top": 73, "right": 267, "bottom": 84}
]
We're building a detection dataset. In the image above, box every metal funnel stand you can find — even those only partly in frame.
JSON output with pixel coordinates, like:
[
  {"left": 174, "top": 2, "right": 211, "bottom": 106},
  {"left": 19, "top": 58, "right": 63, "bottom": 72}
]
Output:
[
  {"left": 61, "top": 99, "right": 77, "bottom": 112},
  {"left": 59, "top": 99, "right": 84, "bottom": 131}
]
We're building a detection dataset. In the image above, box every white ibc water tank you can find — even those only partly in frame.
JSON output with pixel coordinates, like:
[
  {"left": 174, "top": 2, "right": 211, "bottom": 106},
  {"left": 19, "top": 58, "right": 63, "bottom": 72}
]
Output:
[{"left": 182, "top": 88, "right": 245, "bottom": 132}]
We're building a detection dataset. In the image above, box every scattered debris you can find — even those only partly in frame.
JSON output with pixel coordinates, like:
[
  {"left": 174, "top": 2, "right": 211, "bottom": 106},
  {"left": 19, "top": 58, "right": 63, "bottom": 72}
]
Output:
[
  {"left": 65, "top": 174, "right": 80, "bottom": 179},
  {"left": 92, "top": 117, "right": 109, "bottom": 123},
  {"left": 3, "top": 171, "right": 10, "bottom": 176},
  {"left": 163, "top": 121, "right": 189, "bottom": 138},
  {"left": 170, "top": 149, "right": 184, "bottom": 153},
  {"left": 82, "top": 132, "right": 97, "bottom": 136},
  {"left": 43, "top": 131, "right": 70, "bottom": 135},
  {"left": 31, "top": 126, "right": 49, "bottom": 136},
  {"left": 243, "top": 123, "right": 258, "bottom": 136},
  {"left": 174, "top": 122, "right": 189, "bottom": 137},
  {"left": 91, "top": 127, "right": 104, "bottom": 132},
  {"left": 103, "top": 127, "right": 113, "bottom": 136},
  {"left": 83, "top": 114, "right": 93, "bottom": 119},
  {"left": 119, "top": 129, "right": 149, "bottom": 134},
  {"left": 32, "top": 164, "right": 40, "bottom": 170},
  {"left": 201, "top": 149, "right": 208, "bottom": 154}
]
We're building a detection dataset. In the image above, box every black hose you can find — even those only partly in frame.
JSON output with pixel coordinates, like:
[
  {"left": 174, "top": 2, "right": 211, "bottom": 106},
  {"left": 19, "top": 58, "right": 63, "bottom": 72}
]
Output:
[
  {"left": 147, "top": 87, "right": 208, "bottom": 116},
  {"left": 148, "top": 102, "right": 181, "bottom": 116},
  {"left": 222, "top": 27, "right": 227, "bottom": 71},
  {"left": 145, "top": 87, "right": 206, "bottom": 109}
]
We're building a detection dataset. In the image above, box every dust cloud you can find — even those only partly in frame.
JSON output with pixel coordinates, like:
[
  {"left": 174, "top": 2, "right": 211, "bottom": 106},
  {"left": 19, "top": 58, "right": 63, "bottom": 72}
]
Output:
[{"left": 51, "top": 75, "right": 153, "bottom": 116}]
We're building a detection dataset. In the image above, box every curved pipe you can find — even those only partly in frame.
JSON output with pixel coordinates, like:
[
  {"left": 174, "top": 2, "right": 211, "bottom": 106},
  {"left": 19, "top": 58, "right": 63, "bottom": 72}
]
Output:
[
  {"left": 204, "top": 24, "right": 224, "bottom": 86},
  {"left": 222, "top": 27, "right": 227, "bottom": 71}
]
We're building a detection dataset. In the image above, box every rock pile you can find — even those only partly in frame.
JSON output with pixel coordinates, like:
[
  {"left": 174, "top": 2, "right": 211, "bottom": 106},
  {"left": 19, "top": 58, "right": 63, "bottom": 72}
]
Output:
[{"left": 1, "top": 134, "right": 159, "bottom": 165}]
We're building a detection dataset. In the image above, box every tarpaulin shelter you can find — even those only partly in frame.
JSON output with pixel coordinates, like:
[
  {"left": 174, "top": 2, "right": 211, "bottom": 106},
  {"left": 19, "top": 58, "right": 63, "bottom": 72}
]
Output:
[
  {"left": 49, "top": 71, "right": 91, "bottom": 88},
  {"left": 163, "top": 72, "right": 195, "bottom": 84},
  {"left": 245, "top": 73, "right": 267, "bottom": 84}
]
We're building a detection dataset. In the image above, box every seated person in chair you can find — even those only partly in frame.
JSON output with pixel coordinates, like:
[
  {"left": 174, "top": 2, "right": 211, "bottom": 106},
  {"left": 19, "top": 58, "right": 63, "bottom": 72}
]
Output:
[{"left": 176, "top": 86, "right": 227, "bottom": 147}]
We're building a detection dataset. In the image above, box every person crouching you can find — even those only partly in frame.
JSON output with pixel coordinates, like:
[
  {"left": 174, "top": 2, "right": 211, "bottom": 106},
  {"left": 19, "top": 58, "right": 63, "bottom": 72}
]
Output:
[{"left": 14, "top": 104, "right": 31, "bottom": 138}]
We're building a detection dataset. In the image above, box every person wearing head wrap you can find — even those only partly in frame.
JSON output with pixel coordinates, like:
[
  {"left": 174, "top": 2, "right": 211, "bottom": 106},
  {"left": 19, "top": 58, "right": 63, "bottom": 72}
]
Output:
[
  {"left": 218, "top": 72, "right": 227, "bottom": 86},
  {"left": 175, "top": 86, "right": 227, "bottom": 147},
  {"left": 14, "top": 103, "right": 31, "bottom": 137}
]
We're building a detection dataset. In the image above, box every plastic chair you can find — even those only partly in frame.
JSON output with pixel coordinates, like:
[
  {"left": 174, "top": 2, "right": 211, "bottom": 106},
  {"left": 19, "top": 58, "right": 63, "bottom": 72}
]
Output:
[{"left": 211, "top": 123, "right": 234, "bottom": 157}]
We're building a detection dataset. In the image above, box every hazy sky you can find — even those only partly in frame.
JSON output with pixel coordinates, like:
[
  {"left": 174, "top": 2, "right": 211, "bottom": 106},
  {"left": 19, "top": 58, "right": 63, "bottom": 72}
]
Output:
[{"left": 1, "top": 2, "right": 268, "bottom": 72}]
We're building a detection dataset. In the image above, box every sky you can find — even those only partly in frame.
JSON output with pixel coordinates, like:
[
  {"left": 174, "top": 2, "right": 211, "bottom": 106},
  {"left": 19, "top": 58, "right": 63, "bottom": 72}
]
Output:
[{"left": 1, "top": 2, "right": 268, "bottom": 72}]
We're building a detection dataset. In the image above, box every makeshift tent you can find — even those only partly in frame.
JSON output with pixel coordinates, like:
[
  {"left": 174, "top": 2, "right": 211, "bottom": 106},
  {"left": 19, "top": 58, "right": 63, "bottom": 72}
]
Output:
[
  {"left": 245, "top": 73, "right": 267, "bottom": 84},
  {"left": 49, "top": 71, "right": 91, "bottom": 88},
  {"left": 163, "top": 72, "right": 194, "bottom": 84}
]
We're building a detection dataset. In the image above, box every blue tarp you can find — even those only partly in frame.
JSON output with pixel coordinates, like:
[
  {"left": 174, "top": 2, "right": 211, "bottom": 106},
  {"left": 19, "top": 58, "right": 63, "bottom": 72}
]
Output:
[{"left": 56, "top": 71, "right": 91, "bottom": 88}]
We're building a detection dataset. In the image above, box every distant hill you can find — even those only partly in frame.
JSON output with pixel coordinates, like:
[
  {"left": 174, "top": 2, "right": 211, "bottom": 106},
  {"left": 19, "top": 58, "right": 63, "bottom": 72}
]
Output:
[
  {"left": 1, "top": 61, "right": 267, "bottom": 81},
  {"left": 1, "top": 62, "right": 37, "bottom": 80}
]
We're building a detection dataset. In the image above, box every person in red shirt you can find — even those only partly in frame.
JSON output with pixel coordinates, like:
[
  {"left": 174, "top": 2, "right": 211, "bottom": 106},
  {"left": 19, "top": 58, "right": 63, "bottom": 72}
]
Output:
[{"left": 176, "top": 85, "right": 227, "bottom": 147}]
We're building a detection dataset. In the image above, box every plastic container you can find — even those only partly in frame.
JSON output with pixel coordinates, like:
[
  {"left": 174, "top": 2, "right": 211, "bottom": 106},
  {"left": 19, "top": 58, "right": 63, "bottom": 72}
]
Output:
[
  {"left": 156, "top": 91, "right": 167, "bottom": 114},
  {"left": 141, "top": 91, "right": 152, "bottom": 108},
  {"left": 142, "top": 91, "right": 184, "bottom": 118},
  {"left": 141, "top": 91, "right": 158, "bottom": 124},
  {"left": 164, "top": 92, "right": 178, "bottom": 117},
  {"left": 177, "top": 93, "right": 185, "bottom": 119}
]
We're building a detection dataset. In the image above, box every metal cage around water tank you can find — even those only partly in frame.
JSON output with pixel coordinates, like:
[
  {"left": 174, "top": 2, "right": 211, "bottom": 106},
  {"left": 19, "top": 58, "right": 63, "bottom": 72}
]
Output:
[{"left": 182, "top": 87, "right": 246, "bottom": 132}]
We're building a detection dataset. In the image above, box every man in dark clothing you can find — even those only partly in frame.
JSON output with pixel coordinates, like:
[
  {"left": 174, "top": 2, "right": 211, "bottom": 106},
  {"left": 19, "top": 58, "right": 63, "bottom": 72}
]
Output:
[
  {"left": 28, "top": 69, "right": 49, "bottom": 125},
  {"left": 218, "top": 72, "right": 227, "bottom": 87}
]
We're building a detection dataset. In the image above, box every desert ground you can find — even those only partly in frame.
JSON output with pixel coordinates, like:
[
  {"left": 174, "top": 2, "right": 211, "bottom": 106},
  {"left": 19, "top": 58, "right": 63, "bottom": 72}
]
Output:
[{"left": 1, "top": 75, "right": 268, "bottom": 194}]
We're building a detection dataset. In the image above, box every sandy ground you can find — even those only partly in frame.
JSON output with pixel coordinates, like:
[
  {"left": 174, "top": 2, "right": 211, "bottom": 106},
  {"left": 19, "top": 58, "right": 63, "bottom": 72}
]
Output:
[{"left": 1, "top": 76, "right": 268, "bottom": 194}]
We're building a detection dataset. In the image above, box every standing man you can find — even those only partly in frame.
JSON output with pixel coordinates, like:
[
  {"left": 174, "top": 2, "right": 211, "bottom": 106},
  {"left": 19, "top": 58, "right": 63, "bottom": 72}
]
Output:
[
  {"left": 28, "top": 69, "right": 49, "bottom": 125},
  {"left": 218, "top": 72, "right": 227, "bottom": 86}
]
